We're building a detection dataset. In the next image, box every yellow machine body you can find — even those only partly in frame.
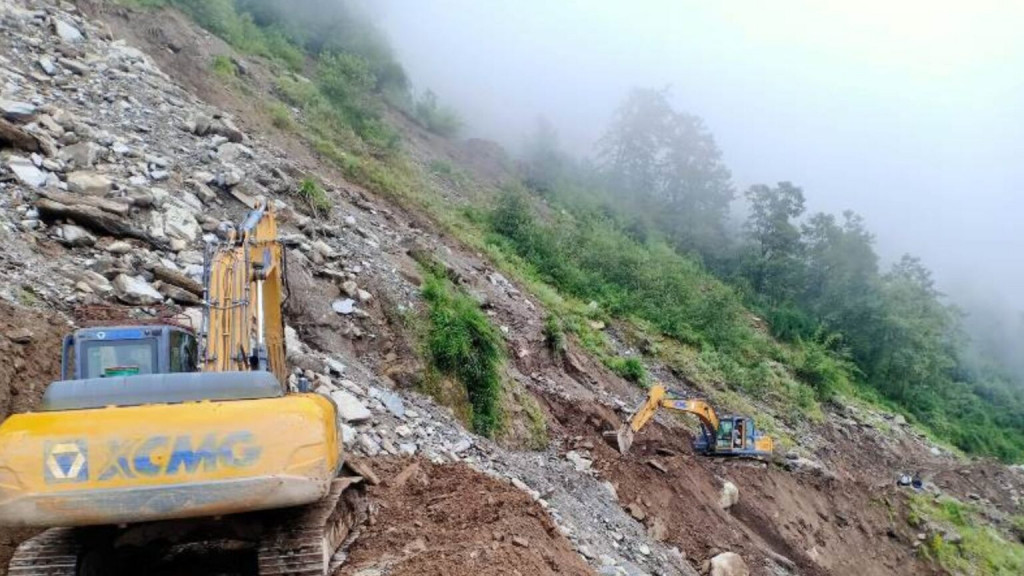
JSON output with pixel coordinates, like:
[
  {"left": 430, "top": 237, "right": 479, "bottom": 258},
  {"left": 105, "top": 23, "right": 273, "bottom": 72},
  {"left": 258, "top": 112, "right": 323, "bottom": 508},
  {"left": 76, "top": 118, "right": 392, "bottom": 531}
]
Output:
[{"left": 0, "top": 394, "right": 339, "bottom": 528}]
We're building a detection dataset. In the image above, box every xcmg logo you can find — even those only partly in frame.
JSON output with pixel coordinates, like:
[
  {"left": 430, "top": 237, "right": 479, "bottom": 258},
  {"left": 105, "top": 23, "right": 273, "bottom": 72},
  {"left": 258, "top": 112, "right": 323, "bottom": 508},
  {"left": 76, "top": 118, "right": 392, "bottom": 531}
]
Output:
[{"left": 44, "top": 432, "right": 262, "bottom": 483}]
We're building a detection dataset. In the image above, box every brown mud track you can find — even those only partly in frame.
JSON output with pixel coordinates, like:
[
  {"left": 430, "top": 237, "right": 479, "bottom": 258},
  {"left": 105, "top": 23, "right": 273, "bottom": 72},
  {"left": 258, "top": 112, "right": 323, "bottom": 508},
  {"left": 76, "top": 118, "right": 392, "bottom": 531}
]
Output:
[
  {"left": 540, "top": 394, "right": 935, "bottom": 576},
  {"left": 340, "top": 457, "right": 594, "bottom": 576}
]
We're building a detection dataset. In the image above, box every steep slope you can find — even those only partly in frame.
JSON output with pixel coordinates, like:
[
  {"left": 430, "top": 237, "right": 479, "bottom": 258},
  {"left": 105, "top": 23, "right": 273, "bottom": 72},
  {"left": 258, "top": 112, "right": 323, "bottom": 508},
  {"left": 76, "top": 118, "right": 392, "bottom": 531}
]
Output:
[{"left": 0, "top": 2, "right": 1022, "bottom": 576}]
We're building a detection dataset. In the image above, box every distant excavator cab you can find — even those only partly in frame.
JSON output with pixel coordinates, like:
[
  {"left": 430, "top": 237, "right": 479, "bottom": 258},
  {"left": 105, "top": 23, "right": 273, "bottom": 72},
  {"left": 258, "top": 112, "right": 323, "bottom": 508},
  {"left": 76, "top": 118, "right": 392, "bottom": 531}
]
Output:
[{"left": 615, "top": 384, "right": 773, "bottom": 457}]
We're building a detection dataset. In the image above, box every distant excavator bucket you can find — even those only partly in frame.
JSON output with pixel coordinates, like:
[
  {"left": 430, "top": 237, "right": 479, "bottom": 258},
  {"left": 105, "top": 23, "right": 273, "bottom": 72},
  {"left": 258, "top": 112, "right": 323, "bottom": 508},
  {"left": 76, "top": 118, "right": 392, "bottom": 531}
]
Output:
[{"left": 615, "top": 425, "right": 634, "bottom": 454}]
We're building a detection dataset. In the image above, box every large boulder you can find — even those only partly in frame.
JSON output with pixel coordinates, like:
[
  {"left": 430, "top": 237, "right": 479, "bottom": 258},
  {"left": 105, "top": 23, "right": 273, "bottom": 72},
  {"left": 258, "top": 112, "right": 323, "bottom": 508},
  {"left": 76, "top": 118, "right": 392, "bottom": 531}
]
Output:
[
  {"left": 710, "top": 552, "right": 749, "bottom": 576},
  {"left": 113, "top": 274, "right": 163, "bottom": 306},
  {"left": 53, "top": 18, "right": 84, "bottom": 43},
  {"left": 718, "top": 481, "right": 739, "bottom": 510}
]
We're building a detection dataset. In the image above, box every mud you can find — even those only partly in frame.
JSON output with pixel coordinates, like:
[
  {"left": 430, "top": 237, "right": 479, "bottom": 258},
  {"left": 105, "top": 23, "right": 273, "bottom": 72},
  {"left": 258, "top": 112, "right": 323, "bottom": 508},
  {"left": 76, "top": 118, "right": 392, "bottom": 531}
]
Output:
[
  {"left": 0, "top": 302, "right": 68, "bottom": 573},
  {"left": 340, "top": 457, "right": 594, "bottom": 576}
]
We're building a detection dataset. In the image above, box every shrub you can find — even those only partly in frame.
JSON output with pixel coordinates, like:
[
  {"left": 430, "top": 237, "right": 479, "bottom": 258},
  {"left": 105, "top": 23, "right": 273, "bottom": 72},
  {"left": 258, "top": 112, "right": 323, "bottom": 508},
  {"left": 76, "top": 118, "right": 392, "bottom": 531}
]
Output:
[
  {"left": 542, "top": 314, "right": 566, "bottom": 356},
  {"left": 422, "top": 274, "right": 505, "bottom": 437},
  {"left": 267, "top": 101, "right": 294, "bottom": 130},
  {"left": 296, "top": 177, "right": 331, "bottom": 216},
  {"left": 608, "top": 356, "right": 646, "bottom": 384},
  {"left": 414, "top": 90, "right": 462, "bottom": 138}
]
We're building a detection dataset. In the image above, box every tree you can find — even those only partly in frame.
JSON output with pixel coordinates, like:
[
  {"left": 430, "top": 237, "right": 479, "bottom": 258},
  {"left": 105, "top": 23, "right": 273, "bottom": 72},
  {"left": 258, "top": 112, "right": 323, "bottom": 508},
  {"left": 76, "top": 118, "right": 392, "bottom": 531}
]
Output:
[
  {"left": 743, "top": 182, "right": 806, "bottom": 305},
  {"left": 596, "top": 88, "right": 734, "bottom": 255},
  {"left": 522, "top": 116, "right": 565, "bottom": 194}
]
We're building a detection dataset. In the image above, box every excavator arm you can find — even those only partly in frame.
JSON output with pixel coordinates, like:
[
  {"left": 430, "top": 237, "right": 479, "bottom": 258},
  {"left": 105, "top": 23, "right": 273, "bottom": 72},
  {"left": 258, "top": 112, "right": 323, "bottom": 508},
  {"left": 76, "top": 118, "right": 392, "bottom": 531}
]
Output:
[
  {"left": 201, "top": 202, "right": 288, "bottom": 385},
  {"left": 616, "top": 384, "right": 721, "bottom": 453}
]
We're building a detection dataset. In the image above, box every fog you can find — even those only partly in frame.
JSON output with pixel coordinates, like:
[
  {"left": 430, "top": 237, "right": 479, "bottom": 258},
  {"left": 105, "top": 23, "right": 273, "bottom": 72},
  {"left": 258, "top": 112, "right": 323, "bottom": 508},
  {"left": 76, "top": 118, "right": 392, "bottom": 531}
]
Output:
[{"left": 370, "top": 1, "right": 1024, "bottom": 323}]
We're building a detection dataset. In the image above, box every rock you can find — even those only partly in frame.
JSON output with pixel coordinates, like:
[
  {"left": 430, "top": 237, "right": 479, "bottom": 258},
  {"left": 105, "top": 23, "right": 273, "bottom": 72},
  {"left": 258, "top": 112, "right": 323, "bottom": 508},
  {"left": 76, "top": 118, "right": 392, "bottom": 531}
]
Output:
[
  {"left": 211, "top": 117, "right": 244, "bottom": 142},
  {"left": 58, "top": 57, "right": 90, "bottom": 75},
  {"left": 6, "top": 328, "right": 33, "bottom": 344},
  {"left": 0, "top": 100, "right": 37, "bottom": 123},
  {"left": 357, "top": 434, "right": 381, "bottom": 457},
  {"left": 113, "top": 274, "right": 164, "bottom": 306},
  {"left": 60, "top": 224, "right": 96, "bottom": 247},
  {"left": 66, "top": 171, "right": 113, "bottom": 196},
  {"left": 216, "top": 142, "right": 253, "bottom": 162},
  {"left": 37, "top": 56, "right": 57, "bottom": 76},
  {"left": 340, "top": 424, "right": 357, "bottom": 445},
  {"left": 1, "top": 119, "right": 44, "bottom": 153},
  {"left": 451, "top": 438, "right": 473, "bottom": 454},
  {"left": 357, "top": 289, "right": 373, "bottom": 303},
  {"left": 369, "top": 386, "right": 406, "bottom": 417},
  {"left": 157, "top": 283, "right": 202, "bottom": 305},
  {"left": 105, "top": 240, "right": 132, "bottom": 255},
  {"left": 967, "top": 492, "right": 981, "bottom": 501},
  {"left": 163, "top": 204, "right": 200, "bottom": 242},
  {"left": 341, "top": 280, "right": 359, "bottom": 298},
  {"left": 324, "top": 358, "right": 345, "bottom": 376},
  {"left": 149, "top": 169, "right": 170, "bottom": 181},
  {"left": 330, "top": 390, "right": 372, "bottom": 423},
  {"left": 511, "top": 536, "right": 529, "bottom": 548},
  {"left": 59, "top": 142, "right": 103, "bottom": 168},
  {"left": 332, "top": 298, "right": 356, "bottom": 315},
  {"left": 53, "top": 18, "right": 84, "bottom": 43},
  {"left": 395, "top": 425, "right": 413, "bottom": 438},
  {"left": 566, "top": 450, "right": 592, "bottom": 472},
  {"left": 648, "top": 516, "right": 669, "bottom": 541},
  {"left": 7, "top": 155, "right": 47, "bottom": 188},
  {"left": 719, "top": 481, "right": 739, "bottom": 510},
  {"left": 78, "top": 271, "right": 113, "bottom": 295},
  {"left": 930, "top": 447, "right": 942, "bottom": 456},
  {"left": 710, "top": 552, "right": 749, "bottom": 576},
  {"left": 398, "top": 443, "right": 417, "bottom": 456},
  {"left": 312, "top": 240, "right": 336, "bottom": 259},
  {"left": 638, "top": 544, "right": 650, "bottom": 556},
  {"left": 151, "top": 266, "right": 203, "bottom": 296}
]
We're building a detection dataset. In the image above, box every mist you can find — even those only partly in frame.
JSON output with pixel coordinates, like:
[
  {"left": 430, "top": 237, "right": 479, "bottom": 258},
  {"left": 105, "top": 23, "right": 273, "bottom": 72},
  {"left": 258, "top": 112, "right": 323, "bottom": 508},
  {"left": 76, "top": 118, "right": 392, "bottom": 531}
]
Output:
[{"left": 369, "top": 1, "right": 1024, "bottom": 325}]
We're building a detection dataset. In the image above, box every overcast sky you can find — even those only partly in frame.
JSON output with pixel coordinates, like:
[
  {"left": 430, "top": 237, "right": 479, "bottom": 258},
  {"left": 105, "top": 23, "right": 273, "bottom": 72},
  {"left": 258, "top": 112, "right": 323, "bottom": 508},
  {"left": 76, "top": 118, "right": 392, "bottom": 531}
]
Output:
[{"left": 372, "top": 0, "right": 1024, "bottom": 311}]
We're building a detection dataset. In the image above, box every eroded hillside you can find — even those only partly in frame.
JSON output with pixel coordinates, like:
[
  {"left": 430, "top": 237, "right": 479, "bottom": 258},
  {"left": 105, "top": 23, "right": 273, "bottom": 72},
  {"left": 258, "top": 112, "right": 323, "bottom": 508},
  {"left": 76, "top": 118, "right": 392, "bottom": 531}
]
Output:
[{"left": 0, "top": 1, "right": 1022, "bottom": 575}]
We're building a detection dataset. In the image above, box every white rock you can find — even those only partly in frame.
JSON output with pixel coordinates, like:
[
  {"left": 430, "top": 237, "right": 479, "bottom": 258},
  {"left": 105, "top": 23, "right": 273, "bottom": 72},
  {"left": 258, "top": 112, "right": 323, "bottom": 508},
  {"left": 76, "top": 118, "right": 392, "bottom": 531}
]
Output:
[
  {"left": 451, "top": 438, "right": 473, "bottom": 454},
  {"left": 357, "top": 434, "right": 381, "bottom": 456},
  {"left": 59, "top": 141, "right": 102, "bottom": 168},
  {"left": 105, "top": 241, "right": 132, "bottom": 255},
  {"left": 710, "top": 552, "right": 749, "bottom": 576},
  {"left": 341, "top": 424, "right": 357, "bottom": 445},
  {"left": 113, "top": 274, "right": 163, "bottom": 306},
  {"left": 216, "top": 142, "right": 253, "bottom": 162},
  {"left": 566, "top": 450, "right": 593, "bottom": 472},
  {"left": 7, "top": 156, "right": 47, "bottom": 188},
  {"left": 78, "top": 270, "right": 113, "bottom": 294},
  {"left": 332, "top": 298, "right": 355, "bottom": 315},
  {"left": 399, "top": 443, "right": 418, "bottom": 456},
  {"left": 719, "top": 481, "right": 739, "bottom": 510},
  {"left": 53, "top": 18, "right": 84, "bottom": 43},
  {"left": 0, "top": 100, "right": 37, "bottom": 122},
  {"left": 313, "top": 240, "right": 336, "bottom": 259},
  {"left": 330, "top": 390, "right": 372, "bottom": 423},
  {"left": 163, "top": 204, "right": 200, "bottom": 242},
  {"left": 61, "top": 224, "right": 95, "bottom": 247},
  {"left": 395, "top": 425, "right": 413, "bottom": 438},
  {"left": 66, "top": 171, "right": 112, "bottom": 196},
  {"left": 357, "top": 289, "right": 373, "bottom": 303}
]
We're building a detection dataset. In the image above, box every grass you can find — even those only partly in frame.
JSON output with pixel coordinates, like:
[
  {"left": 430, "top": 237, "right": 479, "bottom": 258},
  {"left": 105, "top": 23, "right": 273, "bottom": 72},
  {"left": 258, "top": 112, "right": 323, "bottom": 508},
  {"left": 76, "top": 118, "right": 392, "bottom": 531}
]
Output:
[
  {"left": 267, "top": 101, "right": 295, "bottom": 131},
  {"left": 210, "top": 54, "right": 237, "bottom": 78},
  {"left": 296, "top": 178, "right": 331, "bottom": 216},
  {"left": 542, "top": 314, "right": 566, "bottom": 357},
  {"left": 909, "top": 494, "right": 1024, "bottom": 575},
  {"left": 421, "top": 272, "right": 505, "bottom": 437}
]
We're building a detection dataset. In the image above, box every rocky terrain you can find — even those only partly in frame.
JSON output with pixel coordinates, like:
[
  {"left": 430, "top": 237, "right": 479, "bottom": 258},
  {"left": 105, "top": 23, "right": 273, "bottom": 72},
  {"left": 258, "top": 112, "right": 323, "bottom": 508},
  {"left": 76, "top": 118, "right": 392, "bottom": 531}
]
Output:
[{"left": 1, "top": 2, "right": 1022, "bottom": 576}]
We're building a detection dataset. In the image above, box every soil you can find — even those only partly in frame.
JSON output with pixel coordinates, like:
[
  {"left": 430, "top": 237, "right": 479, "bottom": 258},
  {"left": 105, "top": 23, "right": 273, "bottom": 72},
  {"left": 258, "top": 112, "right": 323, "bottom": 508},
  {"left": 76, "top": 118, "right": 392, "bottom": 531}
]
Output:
[
  {"left": 340, "top": 457, "right": 594, "bottom": 576},
  {"left": 540, "top": 394, "right": 937, "bottom": 576},
  {"left": 0, "top": 302, "right": 69, "bottom": 572}
]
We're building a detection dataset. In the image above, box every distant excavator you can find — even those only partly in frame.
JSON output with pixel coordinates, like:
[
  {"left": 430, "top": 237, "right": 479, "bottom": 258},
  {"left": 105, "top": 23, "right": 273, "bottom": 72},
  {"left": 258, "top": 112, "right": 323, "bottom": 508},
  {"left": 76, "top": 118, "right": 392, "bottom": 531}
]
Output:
[
  {"left": 0, "top": 203, "right": 365, "bottom": 575},
  {"left": 615, "top": 384, "right": 774, "bottom": 458}
]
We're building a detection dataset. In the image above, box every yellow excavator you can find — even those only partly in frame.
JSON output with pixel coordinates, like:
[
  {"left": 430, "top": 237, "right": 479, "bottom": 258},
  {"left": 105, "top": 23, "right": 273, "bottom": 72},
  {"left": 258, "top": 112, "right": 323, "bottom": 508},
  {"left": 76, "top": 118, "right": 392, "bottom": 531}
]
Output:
[
  {"left": 0, "top": 203, "right": 365, "bottom": 575},
  {"left": 615, "top": 384, "right": 773, "bottom": 458}
]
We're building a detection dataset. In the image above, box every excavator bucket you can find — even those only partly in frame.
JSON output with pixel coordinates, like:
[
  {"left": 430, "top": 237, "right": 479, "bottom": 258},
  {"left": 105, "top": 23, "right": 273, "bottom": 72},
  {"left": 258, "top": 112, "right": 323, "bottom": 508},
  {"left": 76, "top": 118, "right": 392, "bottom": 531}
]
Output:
[{"left": 615, "top": 425, "right": 635, "bottom": 454}]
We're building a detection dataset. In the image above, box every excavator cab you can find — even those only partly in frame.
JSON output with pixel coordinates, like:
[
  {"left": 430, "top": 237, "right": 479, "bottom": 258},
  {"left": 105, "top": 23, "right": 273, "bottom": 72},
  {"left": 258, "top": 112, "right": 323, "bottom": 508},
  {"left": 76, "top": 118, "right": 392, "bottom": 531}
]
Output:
[{"left": 61, "top": 325, "right": 199, "bottom": 380}]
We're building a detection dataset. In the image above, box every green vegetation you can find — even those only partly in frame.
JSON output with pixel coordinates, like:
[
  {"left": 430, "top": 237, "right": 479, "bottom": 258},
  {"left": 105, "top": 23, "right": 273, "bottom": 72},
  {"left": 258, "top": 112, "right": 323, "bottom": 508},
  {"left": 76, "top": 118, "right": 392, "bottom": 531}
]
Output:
[
  {"left": 542, "top": 314, "right": 566, "bottom": 356},
  {"left": 210, "top": 54, "right": 237, "bottom": 78},
  {"left": 413, "top": 90, "right": 463, "bottom": 138},
  {"left": 422, "top": 273, "right": 505, "bottom": 437},
  {"left": 266, "top": 101, "right": 294, "bottom": 131},
  {"left": 909, "top": 494, "right": 1024, "bottom": 575},
  {"left": 608, "top": 356, "right": 647, "bottom": 384},
  {"left": 296, "top": 178, "right": 331, "bottom": 216}
]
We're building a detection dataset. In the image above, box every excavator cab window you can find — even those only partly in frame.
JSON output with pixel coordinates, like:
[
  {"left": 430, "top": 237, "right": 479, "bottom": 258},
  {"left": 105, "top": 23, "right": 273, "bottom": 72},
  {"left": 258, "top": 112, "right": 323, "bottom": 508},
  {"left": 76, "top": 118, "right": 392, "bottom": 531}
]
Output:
[
  {"left": 734, "top": 419, "right": 745, "bottom": 448},
  {"left": 169, "top": 330, "right": 199, "bottom": 373},
  {"left": 716, "top": 419, "right": 734, "bottom": 450},
  {"left": 82, "top": 339, "right": 158, "bottom": 378}
]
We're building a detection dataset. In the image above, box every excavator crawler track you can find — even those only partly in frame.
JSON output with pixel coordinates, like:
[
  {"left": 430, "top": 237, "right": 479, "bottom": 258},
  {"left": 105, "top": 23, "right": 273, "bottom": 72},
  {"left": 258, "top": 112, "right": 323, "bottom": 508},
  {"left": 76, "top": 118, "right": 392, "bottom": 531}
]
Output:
[
  {"left": 7, "top": 528, "right": 80, "bottom": 576},
  {"left": 257, "top": 476, "right": 366, "bottom": 576}
]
